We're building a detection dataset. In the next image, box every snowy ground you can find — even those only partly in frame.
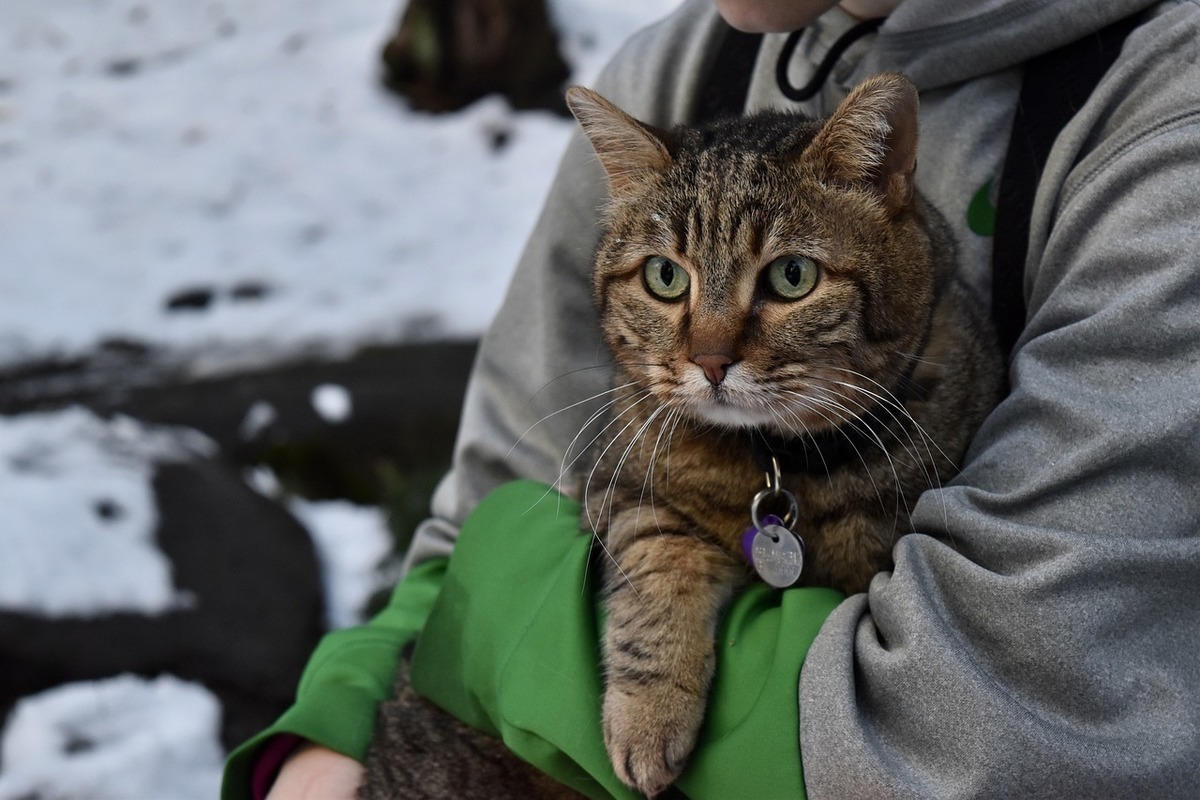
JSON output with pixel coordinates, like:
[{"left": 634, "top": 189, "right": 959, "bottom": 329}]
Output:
[
  {"left": 0, "top": 0, "right": 678, "bottom": 374},
  {"left": 0, "top": 0, "right": 680, "bottom": 796}
]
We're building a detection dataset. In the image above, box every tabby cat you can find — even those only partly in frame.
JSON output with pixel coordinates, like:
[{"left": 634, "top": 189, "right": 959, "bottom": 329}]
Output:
[
  {"left": 570, "top": 72, "right": 1002, "bottom": 796},
  {"left": 361, "top": 73, "right": 1003, "bottom": 799}
]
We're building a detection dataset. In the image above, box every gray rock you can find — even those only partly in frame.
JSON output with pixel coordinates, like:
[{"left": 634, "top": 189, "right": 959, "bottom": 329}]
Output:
[{"left": 0, "top": 455, "right": 325, "bottom": 752}]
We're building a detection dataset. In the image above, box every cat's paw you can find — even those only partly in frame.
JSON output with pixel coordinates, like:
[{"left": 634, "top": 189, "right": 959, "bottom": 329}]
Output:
[{"left": 603, "top": 685, "right": 704, "bottom": 797}]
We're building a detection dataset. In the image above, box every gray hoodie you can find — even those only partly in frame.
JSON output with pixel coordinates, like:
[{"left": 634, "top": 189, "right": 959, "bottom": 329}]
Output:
[{"left": 405, "top": 0, "right": 1200, "bottom": 796}]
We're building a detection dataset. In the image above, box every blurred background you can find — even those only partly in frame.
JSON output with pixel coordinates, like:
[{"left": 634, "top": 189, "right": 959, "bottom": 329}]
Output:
[{"left": 0, "top": 0, "right": 679, "bottom": 795}]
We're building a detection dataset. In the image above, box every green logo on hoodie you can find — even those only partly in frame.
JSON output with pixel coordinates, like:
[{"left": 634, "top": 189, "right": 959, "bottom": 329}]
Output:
[{"left": 967, "top": 176, "right": 997, "bottom": 236}]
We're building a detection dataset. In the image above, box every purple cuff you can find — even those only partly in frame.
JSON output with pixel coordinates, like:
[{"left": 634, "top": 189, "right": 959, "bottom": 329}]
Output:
[{"left": 250, "top": 734, "right": 304, "bottom": 800}]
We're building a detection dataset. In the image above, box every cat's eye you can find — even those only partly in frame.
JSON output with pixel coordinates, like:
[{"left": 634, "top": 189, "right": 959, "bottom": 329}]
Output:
[
  {"left": 643, "top": 256, "right": 690, "bottom": 301},
  {"left": 765, "top": 255, "right": 819, "bottom": 300}
]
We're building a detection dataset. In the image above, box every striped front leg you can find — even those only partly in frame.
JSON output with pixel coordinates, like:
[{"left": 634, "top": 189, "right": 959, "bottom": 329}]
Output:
[{"left": 600, "top": 520, "right": 743, "bottom": 797}]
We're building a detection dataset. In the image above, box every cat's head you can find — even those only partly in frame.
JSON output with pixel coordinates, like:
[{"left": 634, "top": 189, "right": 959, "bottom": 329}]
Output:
[{"left": 567, "top": 73, "right": 938, "bottom": 437}]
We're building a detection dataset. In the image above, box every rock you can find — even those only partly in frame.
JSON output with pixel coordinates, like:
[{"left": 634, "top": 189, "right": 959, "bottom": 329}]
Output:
[
  {"left": 0, "top": 454, "right": 326, "bottom": 752},
  {"left": 0, "top": 341, "right": 477, "bottom": 507}
]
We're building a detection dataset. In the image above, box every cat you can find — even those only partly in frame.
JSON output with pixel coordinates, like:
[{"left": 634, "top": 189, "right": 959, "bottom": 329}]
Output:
[
  {"left": 360, "top": 73, "right": 1003, "bottom": 799},
  {"left": 568, "top": 72, "right": 1003, "bottom": 796}
]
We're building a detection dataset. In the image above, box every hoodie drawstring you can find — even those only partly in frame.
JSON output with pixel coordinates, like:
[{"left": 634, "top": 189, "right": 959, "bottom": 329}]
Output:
[{"left": 775, "top": 16, "right": 885, "bottom": 102}]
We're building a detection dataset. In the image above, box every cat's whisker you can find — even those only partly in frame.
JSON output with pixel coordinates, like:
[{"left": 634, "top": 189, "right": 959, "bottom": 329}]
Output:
[
  {"left": 826, "top": 367, "right": 953, "bottom": 467},
  {"left": 631, "top": 414, "right": 664, "bottom": 535},
  {"left": 526, "top": 387, "right": 652, "bottom": 518},
  {"left": 812, "top": 369, "right": 932, "bottom": 457},
  {"left": 638, "top": 408, "right": 680, "bottom": 536},
  {"left": 514, "top": 384, "right": 641, "bottom": 515},
  {"left": 782, "top": 401, "right": 897, "bottom": 517},
  {"left": 580, "top": 396, "right": 665, "bottom": 600},
  {"left": 783, "top": 389, "right": 897, "bottom": 517},
  {"left": 584, "top": 402, "right": 673, "bottom": 598},
  {"left": 891, "top": 350, "right": 949, "bottom": 369},
  {"left": 527, "top": 363, "right": 619, "bottom": 403},
  {"left": 823, "top": 369, "right": 955, "bottom": 503},
  {"left": 659, "top": 408, "right": 682, "bottom": 495},
  {"left": 508, "top": 379, "right": 640, "bottom": 464},
  {"left": 558, "top": 388, "right": 648, "bottom": 490},
  {"left": 814, "top": 382, "right": 946, "bottom": 538},
  {"left": 778, "top": 392, "right": 898, "bottom": 517},
  {"left": 581, "top": 390, "right": 658, "bottom": 528},
  {"left": 520, "top": 367, "right": 627, "bottom": 521},
  {"left": 761, "top": 402, "right": 836, "bottom": 484},
  {"left": 830, "top": 368, "right": 958, "bottom": 533},
  {"left": 512, "top": 380, "right": 652, "bottom": 596},
  {"left": 811, "top": 386, "right": 912, "bottom": 495},
  {"left": 582, "top": 395, "right": 664, "bottom": 534},
  {"left": 607, "top": 405, "right": 669, "bottom": 538},
  {"left": 818, "top": 380, "right": 931, "bottom": 483},
  {"left": 773, "top": 403, "right": 855, "bottom": 496}
]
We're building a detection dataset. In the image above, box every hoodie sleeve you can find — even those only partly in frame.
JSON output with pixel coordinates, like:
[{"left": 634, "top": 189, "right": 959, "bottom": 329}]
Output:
[{"left": 798, "top": 8, "right": 1200, "bottom": 798}]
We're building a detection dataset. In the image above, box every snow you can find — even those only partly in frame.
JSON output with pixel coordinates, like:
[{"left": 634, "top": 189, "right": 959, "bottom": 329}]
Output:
[
  {"left": 310, "top": 382, "right": 353, "bottom": 424},
  {"left": 0, "top": 0, "right": 681, "bottom": 376},
  {"left": 289, "top": 498, "right": 395, "bottom": 629},
  {"left": 0, "top": 675, "right": 224, "bottom": 800},
  {"left": 0, "top": 408, "right": 212, "bottom": 617},
  {"left": 239, "top": 399, "right": 278, "bottom": 440},
  {"left": 0, "top": 0, "right": 682, "bottom": 794}
]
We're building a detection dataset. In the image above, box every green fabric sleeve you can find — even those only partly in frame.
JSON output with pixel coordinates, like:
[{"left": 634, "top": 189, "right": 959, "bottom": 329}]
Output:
[
  {"left": 220, "top": 556, "right": 448, "bottom": 800},
  {"left": 410, "top": 480, "right": 844, "bottom": 799},
  {"left": 222, "top": 479, "right": 842, "bottom": 799}
]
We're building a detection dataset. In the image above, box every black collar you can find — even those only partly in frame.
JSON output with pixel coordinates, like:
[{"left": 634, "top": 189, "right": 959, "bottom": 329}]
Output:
[{"left": 748, "top": 407, "right": 891, "bottom": 476}]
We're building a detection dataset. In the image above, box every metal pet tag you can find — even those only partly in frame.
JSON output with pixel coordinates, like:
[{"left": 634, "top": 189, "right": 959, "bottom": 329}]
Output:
[
  {"left": 750, "top": 523, "right": 805, "bottom": 588},
  {"left": 745, "top": 455, "right": 805, "bottom": 588}
]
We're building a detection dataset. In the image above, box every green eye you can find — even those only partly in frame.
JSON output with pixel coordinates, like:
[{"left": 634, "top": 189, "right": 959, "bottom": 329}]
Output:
[
  {"left": 765, "top": 255, "right": 819, "bottom": 300},
  {"left": 643, "top": 256, "right": 690, "bottom": 301}
]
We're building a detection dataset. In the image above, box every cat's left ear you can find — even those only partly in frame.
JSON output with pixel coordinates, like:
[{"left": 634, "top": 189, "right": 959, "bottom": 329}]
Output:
[
  {"left": 801, "top": 73, "right": 919, "bottom": 214},
  {"left": 566, "top": 86, "right": 672, "bottom": 197}
]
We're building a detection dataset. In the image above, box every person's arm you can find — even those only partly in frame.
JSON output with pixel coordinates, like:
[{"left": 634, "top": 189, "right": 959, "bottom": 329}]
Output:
[{"left": 799, "top": 11, "right": 1200, "bottom": 797}]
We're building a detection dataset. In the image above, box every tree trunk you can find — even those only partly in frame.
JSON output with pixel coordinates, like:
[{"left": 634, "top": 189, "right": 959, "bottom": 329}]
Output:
[{"left": 381, "top": 0, "right": 571, "bottom": 115}]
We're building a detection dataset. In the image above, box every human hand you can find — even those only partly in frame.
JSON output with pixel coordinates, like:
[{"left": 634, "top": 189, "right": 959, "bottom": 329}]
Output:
[{"left": 265, "top": 743, "right": 363, "bottom": 800}]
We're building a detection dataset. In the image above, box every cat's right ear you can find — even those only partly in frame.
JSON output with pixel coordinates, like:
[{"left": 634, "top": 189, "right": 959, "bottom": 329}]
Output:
[{"left": 566, "top": 87, "right": 672, "bottom": 196}]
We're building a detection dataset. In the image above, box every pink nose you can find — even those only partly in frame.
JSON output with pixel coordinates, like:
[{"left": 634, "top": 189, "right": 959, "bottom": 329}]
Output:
[{"left": 693, "top": 354, "right": 734, "bottom": 387}]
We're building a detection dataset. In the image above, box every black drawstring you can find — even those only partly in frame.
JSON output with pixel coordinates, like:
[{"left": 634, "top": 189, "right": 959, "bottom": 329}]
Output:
[{"left": 775, "top": 16, "right": 885, "bottom": 102}]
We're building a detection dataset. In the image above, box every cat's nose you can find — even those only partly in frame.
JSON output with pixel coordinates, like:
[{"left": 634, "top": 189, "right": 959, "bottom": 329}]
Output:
[{"left": 693, "top": 353, "right": 734, "bottom": 387}]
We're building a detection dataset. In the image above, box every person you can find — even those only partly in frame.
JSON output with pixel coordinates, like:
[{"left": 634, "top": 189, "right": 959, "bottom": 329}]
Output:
[{"left": 223, "top": 0, "right": 1200, "bottom": 796}]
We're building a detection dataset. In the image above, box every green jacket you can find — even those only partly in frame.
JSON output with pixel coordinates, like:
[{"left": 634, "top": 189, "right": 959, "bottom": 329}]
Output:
[{"left": 223, "top": 481, "right": 842, "bottom": 799}]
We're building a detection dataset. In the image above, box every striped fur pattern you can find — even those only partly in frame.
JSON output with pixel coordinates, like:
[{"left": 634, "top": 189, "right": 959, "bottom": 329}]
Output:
[
  {"left": 566, "top": 74, "right": 1004, "bottom": 796},
  {"left": 360, "top": 652, "right": 586, "bottom": 800}
]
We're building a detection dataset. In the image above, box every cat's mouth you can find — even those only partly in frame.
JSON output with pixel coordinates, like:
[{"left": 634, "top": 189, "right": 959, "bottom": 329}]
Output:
[
  {"left": 688, "top": 397, "right": 777, "bottom": 430},
  {"left": 677, "top": 365, "right": 858, "bottom": 437},
  {"left": 679, "top": 369, "right": 789, "bottom": 432}
]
